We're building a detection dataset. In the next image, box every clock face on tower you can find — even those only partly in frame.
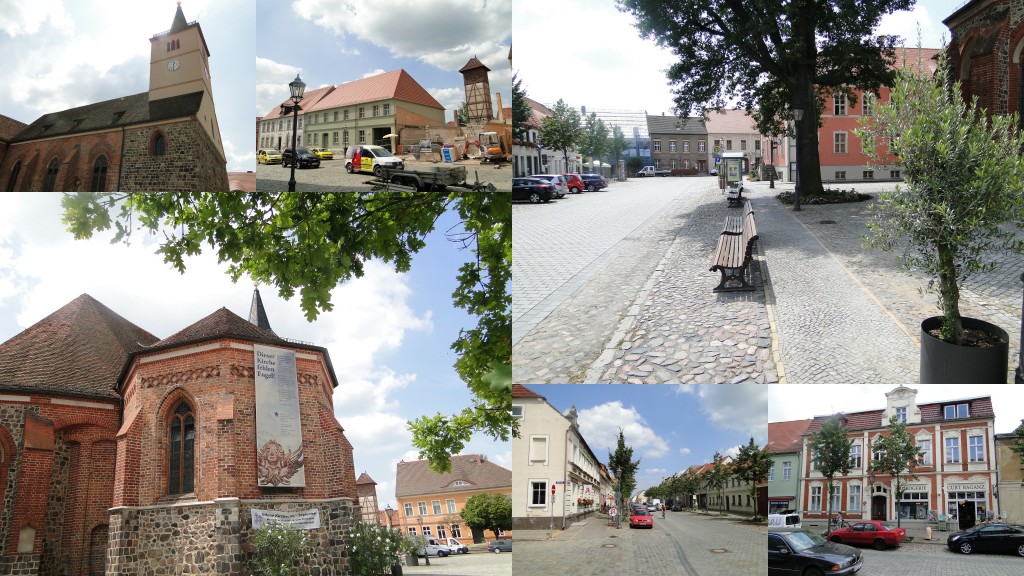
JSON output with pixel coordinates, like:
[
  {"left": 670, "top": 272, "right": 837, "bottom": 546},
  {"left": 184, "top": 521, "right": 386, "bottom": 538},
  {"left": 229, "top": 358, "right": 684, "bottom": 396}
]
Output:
[{"left": 167, "top": 59, "right": 180, "bottom": 72}]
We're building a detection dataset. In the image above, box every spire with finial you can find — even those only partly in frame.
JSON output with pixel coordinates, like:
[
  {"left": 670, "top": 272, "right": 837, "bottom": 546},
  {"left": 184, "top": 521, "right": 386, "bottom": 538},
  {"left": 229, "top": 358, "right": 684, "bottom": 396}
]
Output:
[
  {"left": 249, "top": 286, "right": 272, "bottom": 331},
  {"left": 171, "top": 1, "right": 188, "bottom": 32}
]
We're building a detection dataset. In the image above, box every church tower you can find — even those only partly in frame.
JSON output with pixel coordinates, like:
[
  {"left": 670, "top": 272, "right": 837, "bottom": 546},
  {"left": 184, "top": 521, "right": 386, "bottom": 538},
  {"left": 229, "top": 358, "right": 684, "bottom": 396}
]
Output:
[
  {"left": 148, "top": 2, "right": 225, "bottom": 158},
  {"left": 460, "top": 56, "right": 494, "bottom": 126}
]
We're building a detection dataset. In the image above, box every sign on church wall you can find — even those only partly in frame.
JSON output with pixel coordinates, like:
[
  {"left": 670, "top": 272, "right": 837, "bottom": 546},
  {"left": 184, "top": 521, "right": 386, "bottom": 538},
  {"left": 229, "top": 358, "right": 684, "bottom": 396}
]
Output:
[
  {"left": 251, "top": 508, "right": 321, "bottom": 530},
  {"left": 254, "top": 345, "right": 306, "bottom": 487}
]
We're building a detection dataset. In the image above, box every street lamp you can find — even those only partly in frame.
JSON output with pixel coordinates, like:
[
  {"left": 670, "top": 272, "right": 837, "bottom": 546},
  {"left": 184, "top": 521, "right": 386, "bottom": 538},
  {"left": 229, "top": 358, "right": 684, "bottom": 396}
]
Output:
[
  {"left": 385, "top": 504, "right": 395, "bottom": 529},
  {"left": 769, "top": 139, "right": 779, "bottom": 189},
  {"left": 792, "top": 108, "right": 804, "bottom": 211},
  {"left": 281, "top": 74, "right": 306, "bottom": 192},
  {"left": 416, "top": 516, "right": 429, "bottom": 565}
]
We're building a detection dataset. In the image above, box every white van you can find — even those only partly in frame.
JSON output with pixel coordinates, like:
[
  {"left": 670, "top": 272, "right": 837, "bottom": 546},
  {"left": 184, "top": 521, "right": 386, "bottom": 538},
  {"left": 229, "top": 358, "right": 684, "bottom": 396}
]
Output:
[
  {"left": 768, "top": 512, "right": 802, "bottom": 530},
  {"left": 428, "top": 537, "right": 469, "bottom": 554},
  {"left": 344, "top": 145, "right": 404, "bottom": 176}
]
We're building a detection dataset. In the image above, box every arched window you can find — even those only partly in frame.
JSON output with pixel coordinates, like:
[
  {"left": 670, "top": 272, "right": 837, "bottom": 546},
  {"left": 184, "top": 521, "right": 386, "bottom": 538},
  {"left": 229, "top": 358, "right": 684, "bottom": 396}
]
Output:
[
  {"left": 154, "top": 133, "right": 166, "bottom": 156},
  {"left": 42, "top": 158, "right": 60, "bottom": 192},
  {"left": 6, "top": 161, "right": 20, "bottom": 192},
  {"left": 168, "top": 401, "right": 195, "bottom": 494},
  {"left": 90, "top": 156, "right": 108, "bottom": 192}
]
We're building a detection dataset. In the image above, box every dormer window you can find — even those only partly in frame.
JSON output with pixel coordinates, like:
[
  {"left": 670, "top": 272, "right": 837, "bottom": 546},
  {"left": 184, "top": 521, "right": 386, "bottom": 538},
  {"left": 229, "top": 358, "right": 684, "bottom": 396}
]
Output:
[
  {"left": 944, "top": 403, "right": 969, "bottom": 419},
  {"left": 111, "top": 111, "right": 125, "bottom": 125},
  {"left": 452, "top": 480, "right": 469, "bottom": 487},
  {"left": 70, "top": 118, "right": 85, "bottom": 130},
  {"left": 896, "top": 407, "right": 906, "bottom": 422}
]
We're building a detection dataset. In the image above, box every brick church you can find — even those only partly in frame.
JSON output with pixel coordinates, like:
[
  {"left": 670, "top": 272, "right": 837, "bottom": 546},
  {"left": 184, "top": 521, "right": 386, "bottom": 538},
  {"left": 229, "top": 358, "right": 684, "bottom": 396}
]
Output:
[
  {"left": 0, "top": 3, "right": 229, "bottom": 192},
  {"left": 0, "top": 290, "right": 358, "bottom": 575}
]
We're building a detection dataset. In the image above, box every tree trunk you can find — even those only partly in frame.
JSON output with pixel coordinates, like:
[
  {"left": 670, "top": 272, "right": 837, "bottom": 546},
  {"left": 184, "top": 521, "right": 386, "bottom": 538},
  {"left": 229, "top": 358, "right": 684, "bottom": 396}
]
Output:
[
  {"left": 792, "top": 2, "right": 825, "bottom": 200},
  {"left": 937, "top": 243, "right": 964, "bottom": 344}
]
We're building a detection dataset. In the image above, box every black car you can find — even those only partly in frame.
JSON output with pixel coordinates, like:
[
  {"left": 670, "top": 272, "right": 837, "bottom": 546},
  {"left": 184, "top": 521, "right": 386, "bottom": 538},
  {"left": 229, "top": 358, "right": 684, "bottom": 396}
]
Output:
[
  {"left": 512, "top": 177, "right": 554, "bottom": 203},
  {"left": 947, "top": 523, "right": 1024, "bottom": 556},
  {"left": 671, "top": 503, "right": 682, "bottom": 512},
  {"left": 282, "top": 147, "right": 321, "bottom": 169},
  {"left": 579, "top": 173, "right": 608, "bottom": 191},
  {"left": 769, "top": 529, "right": 862, "bottom": 576}
]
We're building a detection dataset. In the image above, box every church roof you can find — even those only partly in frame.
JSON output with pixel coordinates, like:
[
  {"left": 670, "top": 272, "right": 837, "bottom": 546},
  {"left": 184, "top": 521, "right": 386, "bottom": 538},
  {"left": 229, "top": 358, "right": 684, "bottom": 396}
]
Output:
[
  {"left": 356, "top": 472, "right": 377, "bottom": 485},
  {"left": 0, "top": 114, "right": 29, "bottom": 142},
  {"left": 151, "top": 307, "right": 285, "bottom": 349},
  {"left": 150, "top": 3, "right": 210, "bottom": 58},
  {"left": 248, "top": 288, "right": 272, "bottom": 331},
  {"left": 308, "top": 70, "right": 444, "bottom": 113},
  {"left": 171, "top": 2, "right": 189, "bottom": 32},
  {"left": 395, "top": 454, "right": 511, "bottom": 498},
  {"left": 12, "top": 91, "right": 205, "bottom": 142},
  {"left": 0, "top": 294, "right": 158, "bottom": 400},
  {"left": 459, "top": 56, "right": 491, "bottom": 73}
]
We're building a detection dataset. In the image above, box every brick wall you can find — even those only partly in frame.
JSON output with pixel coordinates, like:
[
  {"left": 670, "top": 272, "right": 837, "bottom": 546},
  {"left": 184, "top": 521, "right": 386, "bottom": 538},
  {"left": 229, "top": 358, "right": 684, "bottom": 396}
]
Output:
[{"left": 0, "top": 130, "right": 123, "bottom": 192}]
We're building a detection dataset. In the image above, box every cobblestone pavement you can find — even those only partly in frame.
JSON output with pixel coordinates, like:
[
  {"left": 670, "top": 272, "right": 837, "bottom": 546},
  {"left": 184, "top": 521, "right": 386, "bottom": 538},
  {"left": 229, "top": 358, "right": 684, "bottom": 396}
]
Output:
[
  {"left": 513, "top": 512, "right": 765, "bottom": 576},
  {"left": 255, "top": 158, "right": 511, "bottom": 191},
  {"left": 853, "top": 544, "right": 1024, "bottom": 575},
  {"left": 401, "top": 548, "right": 510, "bottom": 576}
]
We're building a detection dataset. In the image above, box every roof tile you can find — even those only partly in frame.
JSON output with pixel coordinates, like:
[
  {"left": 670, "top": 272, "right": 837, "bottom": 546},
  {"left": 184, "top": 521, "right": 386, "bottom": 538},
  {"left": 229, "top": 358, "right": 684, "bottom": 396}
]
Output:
[
  {"left": 396, "top": 454, "right": 510, "bottom": 498},
  {"left": 308, "top": 70, "right": 443, "bottom": 113}
]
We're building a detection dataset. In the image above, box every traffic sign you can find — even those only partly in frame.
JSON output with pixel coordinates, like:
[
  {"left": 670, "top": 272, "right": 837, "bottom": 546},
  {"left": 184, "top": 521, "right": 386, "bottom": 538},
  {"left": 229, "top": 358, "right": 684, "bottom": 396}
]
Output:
[
  {"left": 551, "top": 484, "right": 555, "bottom": 494},
  {"left": 555, "top": 480, "right": 565, "bottom": 484},
  {"left": 713, "top": 146, "right": 720, "bottom": 153}
]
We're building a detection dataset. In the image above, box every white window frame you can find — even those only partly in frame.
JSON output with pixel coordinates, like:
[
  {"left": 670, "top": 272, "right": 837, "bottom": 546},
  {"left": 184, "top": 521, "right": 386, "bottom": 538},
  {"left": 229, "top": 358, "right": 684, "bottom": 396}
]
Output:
[
  {"left": 810, "top": 485, "right": 822, "bottom": 512},
  {"left": 849, "top": 444, "right": 862, "bottom": 468},
  {"left": 768, "top": 465, "right": 774, "bottom": 482},
  {"left": 653, "top": 139, "right": 661, "bottom": 152},
  {"left": 896, "top": 407, "right": 907, "bottom": 422},
  {"left": 918, "top": 438, "right": 932, "bottom": 465},
  {"left": 529, "top": 435, "right": 548, "bottom": 464},
  {"left": 529, "top": 479, "right": 548, "bottom": 508},
  {"left": 848, "top": 484, "right": 861, "bottom": 511},
  {"left": 512, "top": 405, "right": 523, "bottom": 419},
  {"left": 669, "top": 140, "right": 676, "bottom": 152},
  {"left": 783, "top": 461, "right": 791, "bottom": 481},
  {"left": 835, "top": 171, "right": 846, "bottom": 180},
  {"left": 863, "top": 170, "right": 874, "bottom": 179},
  {"left": 446, "top": 499, "right": 457, "bottom": 514},
  {"left": 834, "top": 132, "right": 847, "bottom": 154},
  {"left": 834, "top": 94, "right": 847, "bottom": 115},
  {"left": 968, "top": 435, "right": 985, "bottom": 462},
  {"left": 945, "top": 437, "right": 961, "bottom": 463}
]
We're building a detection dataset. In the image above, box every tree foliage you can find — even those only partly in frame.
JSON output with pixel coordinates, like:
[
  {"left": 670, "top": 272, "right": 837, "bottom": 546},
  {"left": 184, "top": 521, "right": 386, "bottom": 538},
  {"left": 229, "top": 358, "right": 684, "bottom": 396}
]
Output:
[
  {"left": 705, "top": 452, "right": 730, "bottom": 514},
  {"left": 1011, "top": 420, "right": 1024, "bottom": 465},
  {"left": 608, "top": 125, "right": 629, "bottom": 177},
  {"left": 539, "top": 99, "right": 583, "bottom": 172},
  {"left": 61, "top": 192, "right": 513, "bottom": 473},
  {"left": 460, "top": 492, "right": 512, "bottom": 539},
  {"left": 807, "top": 417, "right": 853, "bottom": 522},
  {"left": 512, "top": 73, "right": 533, "bottom": 141},
  {"left": 733, "top": 437, "right": 773, "bottom": 519},
  {"left": 579, "top": 113, "right": 609, "bottom": 171},
  {"left": 869, "top": 416, "right": 922, "bottom": 528},
  {"left": 617, "top": 0, "right": 914, "bottom": 198},
  {"left": 607, "top": 428, "right": 641, "bottom": 516},
  {"left": 858, "top": 49, "right": 1024, "bottom": 344}
]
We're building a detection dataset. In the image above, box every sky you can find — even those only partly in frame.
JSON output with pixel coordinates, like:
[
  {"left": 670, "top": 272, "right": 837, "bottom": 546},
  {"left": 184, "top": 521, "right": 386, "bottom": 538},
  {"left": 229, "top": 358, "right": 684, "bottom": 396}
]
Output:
[
  {"left": 254, "top": 0, "right": 512, "bottom": 148},
  {"left": 516, "top": 0, "right": 955, "bottom": 115},
  {"left": 0, "top": 192, "right": 509, "bottom": 510},
  {"left": 531, "top": 384, "right": 769, "bottom": 498},
  {"left": 768, "top": 385, "right": 1024, "bottom": 435},
  {"left": 0, "top": 0, "right": 255, "bottom": 173}
]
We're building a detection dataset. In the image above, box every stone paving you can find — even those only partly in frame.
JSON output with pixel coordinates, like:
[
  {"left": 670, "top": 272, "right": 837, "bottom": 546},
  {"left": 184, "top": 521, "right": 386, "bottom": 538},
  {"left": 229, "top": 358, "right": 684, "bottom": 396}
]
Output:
[
  {"left": 401, "top": 548, "right": 510, "bottom": 576},
  {"left": 255, "top": 157, "right": 511, "bottom": 191}
]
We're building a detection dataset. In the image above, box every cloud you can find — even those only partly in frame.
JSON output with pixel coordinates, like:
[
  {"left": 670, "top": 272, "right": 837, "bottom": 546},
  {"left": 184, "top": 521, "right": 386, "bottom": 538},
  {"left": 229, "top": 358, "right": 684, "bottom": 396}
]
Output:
[
  {"left": 256, "top": 57, "right": 303, "bottom": 116},
  {"left": 1, "top": 0, "right": 73, "bottom": 37},
  {"left": 679, "top": 447, "right": 692, "bottom": 456},
  {"left": 687, "top": 385, "right": 768, "bottom": 443},
  {"left": 361, "top": 68, "right": 387, "bottom": 79},
  {"left": 574, "top": 401, "right": 670, "bottom": 459},
  {"left": 222, "top": 139, "right": 254, "bottom": 172},
  {"left": 722, "top": 445, "right": 742, "bottom": 459},
  {"left": 875, "top": 5, "right": 942, "bottom": 48}
]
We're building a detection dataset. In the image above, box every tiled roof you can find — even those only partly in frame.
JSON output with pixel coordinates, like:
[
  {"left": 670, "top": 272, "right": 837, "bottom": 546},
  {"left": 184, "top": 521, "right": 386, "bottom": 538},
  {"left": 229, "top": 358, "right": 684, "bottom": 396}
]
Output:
[
  {"left": 705, "top": 109, "right": 757, "bottom": 134},
  {"left": 261, "top": 85, "right": 336, "bottom": 120},
  {"left": 356, "top": 472, "right": 377, "bottom": 485},
  {"left": 802, "top": 395, "right": 994, "bottom": 435},
  {"left": 308, "top": 70, "right": 443, "bottom": 113},
  {"left": 0, "top": 294, "right": 158, "bottom": 400},
  {"left": 0, "top": 114, "right": 28, "bottom": 141},
  {"left": 767, "top": 419, "right": 813, "bottom": 453},
  {"left": 459, "top": 56, "right": 491, "bottom": 73},
  {"left": 647, "top": 114, "right": 706, "bottom": 135},
  {"left": 396, "top": 454, "right": 511, "bottom": 497},
  {"left": 512, "top": 384, "right": 543, "bottom": 399},
  {"left": 889, "top": 47, "right": 942, "bottom": 75},
  {"left": 13, "top": 91, "right": 205, "bottom": 142},
  {"left": 150, "top": 307, "right": 285, "bottom": 349},
  {"left": 228, "top": 171, "right": 255, "bottom": 192}
]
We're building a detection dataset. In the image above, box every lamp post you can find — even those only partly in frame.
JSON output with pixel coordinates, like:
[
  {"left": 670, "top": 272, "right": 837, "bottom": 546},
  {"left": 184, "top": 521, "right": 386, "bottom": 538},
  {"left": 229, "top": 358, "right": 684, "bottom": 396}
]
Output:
[
  {"left": 416, "top": 516, "right": 429, "bottom": 565},
  {"left": 1016, "top": 273, "right": 1024, "bottom": 383},
  {"left": 769, "top": 139, "right": 778, "bottom": 189},
  {"left": 281, "top": 74, "right": 306, "bottom": 192},
  {"left": 792, "top": 108, "right": 804, "bottom": 211},
  {"left": 385, "top": 504, "right": 394, "bottom": 529}
]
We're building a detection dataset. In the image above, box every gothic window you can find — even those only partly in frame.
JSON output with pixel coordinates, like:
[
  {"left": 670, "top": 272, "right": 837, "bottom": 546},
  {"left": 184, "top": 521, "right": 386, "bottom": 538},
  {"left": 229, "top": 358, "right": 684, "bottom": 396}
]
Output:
[
  {"left": 152, "top": 132, "right": 166, "bottom": 156},
  {"left": 90, "top": 156, "right": 108, "bottom": 192},
  {"left": 168, "top": 401, "right": 195, "bottom": 494},
  {"left": 6, "top": 161, "right": 20, "bottom": 192},
  {"left": 42, "top": 158, "right": 60, "bottom": 192}
]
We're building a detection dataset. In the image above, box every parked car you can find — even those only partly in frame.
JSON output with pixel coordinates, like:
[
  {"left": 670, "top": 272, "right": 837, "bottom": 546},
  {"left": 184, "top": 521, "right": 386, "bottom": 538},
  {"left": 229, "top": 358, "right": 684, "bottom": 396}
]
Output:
[
  {"left": 310, "top": 147, "right": 334, "bottom": 160},
  {"left": 561, "top": 173, "right": 585, "bottom": 193},
  {"left": 257, "top": 149, "right": 282, "bottom": 165},
  {"left": 281, "top": 147, "right": 321, "bottom": 169},
  {"left": 345, "top": 144, "right": 404, "bottom": 176},
  {"left": 427, "top": 537, "right": 469, "bottom": 554},
  {"left": 947, "top": 523, "right": 1024, "bottom": 556},
  {"left": 709, "top": 168, "right": 718, "bottom": 175},
  {"left": 629, "top": 509, "right": 653, "bottom": 529},
  {"left": 579, "top": 173, "right": 608, "bottom": 191},
  {"left": 415, "top": 543, "right": 449, "bottom": 558},
  {"left": 487, "top": 539, "right": 512, "bottom": 553},
  {"left": 646, "top": 503, "right": 659, "bottom": 512},
  {"left": 513, "top": 178, "right": 554, "bottom": 203},
  {"left": 827, "top": 520, "right": 905, "bottom": 550},
  {"left": 769, "top": 529, "right": 862, "bottom": 576},
  {"left": 527, "top": 174, "right": 567, "bottom": 197},
  {"left": 671, "top": 503, "right": 682, "bottom": 512}
]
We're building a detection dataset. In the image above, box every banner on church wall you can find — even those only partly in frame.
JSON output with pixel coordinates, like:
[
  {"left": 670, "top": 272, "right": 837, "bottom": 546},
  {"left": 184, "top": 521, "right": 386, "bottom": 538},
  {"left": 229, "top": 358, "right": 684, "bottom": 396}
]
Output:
[
  {"left": 254, "top": 344, "right": 305, "bottom": 487},
  {"left": 251, "top": 508, "right": 321, "bottom": 530}
]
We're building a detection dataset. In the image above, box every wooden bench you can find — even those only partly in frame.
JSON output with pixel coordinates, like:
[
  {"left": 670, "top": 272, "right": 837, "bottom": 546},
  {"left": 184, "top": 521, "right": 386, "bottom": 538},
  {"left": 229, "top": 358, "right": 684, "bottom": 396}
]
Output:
[
  {"left": 710, "top": 209, "right": 759, "bottom": 292},
  {"left": 721, "top": 201, "right": 754, "bottom": 235}
]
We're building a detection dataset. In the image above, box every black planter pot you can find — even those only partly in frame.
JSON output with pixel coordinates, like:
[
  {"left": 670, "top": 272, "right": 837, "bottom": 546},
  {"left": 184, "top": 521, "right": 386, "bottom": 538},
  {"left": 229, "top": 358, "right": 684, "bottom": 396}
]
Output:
[{"left": 920, "top": 316, "right": 1009, "bottom": 383}]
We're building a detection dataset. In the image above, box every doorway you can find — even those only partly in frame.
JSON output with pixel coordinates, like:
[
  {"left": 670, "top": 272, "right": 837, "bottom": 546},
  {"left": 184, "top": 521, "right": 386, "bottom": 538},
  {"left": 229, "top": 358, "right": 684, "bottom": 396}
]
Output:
[
  {"left": 957, "top": 501, "right": 976, "bottom": 530},
  {"left": 871, "top": 495, "right": 887, "bottom": 521}
]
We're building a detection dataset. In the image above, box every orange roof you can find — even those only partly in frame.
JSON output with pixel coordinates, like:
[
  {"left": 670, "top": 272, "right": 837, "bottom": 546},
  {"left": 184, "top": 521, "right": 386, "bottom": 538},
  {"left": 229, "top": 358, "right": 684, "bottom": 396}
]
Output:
[
  {"left": 767, "top": 419, "right": 813, "bottom": 454},
  {"left": 261, "top": 85, "right": 336, "bottom": 120},
  {"left": 512, "top": 384, "right": 544, "bottom": 399},
  {"left": 889, "top": 47, "right": 941, "bottom": 75},
  {"left": 227, "top": 171, "right": 255, "bottom": 192},
  {"left": 308, "top": 70, "right": 443, "bottom": 112}
]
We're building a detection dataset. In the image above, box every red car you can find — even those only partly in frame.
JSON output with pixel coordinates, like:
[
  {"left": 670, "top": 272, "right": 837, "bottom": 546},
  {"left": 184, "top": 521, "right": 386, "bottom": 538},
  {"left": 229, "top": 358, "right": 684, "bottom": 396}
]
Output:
[
  {"left": 561, "top": 173, "right": 585, "bottom": 194},
  {"left": 629, "top": 509, "right": 653, "bottom": 529},
  {"left": 827, "top": 520, "right": 906, "bottom": 550}
]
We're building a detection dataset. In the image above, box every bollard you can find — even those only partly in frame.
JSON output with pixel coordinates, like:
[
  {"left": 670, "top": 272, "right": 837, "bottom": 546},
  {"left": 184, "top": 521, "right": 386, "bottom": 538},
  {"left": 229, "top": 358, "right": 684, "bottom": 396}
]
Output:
[
  {"left": 926, "top": 526, "right": 932, "bottom": 540},
  {"left": 1017, "top": 272, "right": 1024, "bottom": 383}
]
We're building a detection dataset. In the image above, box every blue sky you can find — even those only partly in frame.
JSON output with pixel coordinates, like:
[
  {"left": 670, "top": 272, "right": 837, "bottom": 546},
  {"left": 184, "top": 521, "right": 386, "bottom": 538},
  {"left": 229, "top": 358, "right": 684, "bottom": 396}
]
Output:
[
  {"left": 255, "top": 0, "right": 512, "bottom": 160},
  {"left": 531, "top": 385, "right": 768, "bottom": 498},
  {"left": 0, "top": 192, "right": 509, "bottom": 509},
  {"left": 0, "top": 0, "right": 255, "bottom": 172}
]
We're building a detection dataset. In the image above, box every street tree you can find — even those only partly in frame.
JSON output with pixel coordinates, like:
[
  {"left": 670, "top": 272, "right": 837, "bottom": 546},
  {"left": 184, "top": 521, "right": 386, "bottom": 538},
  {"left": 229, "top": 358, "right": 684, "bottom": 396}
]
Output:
[
  {"left": 1011, "top": 420, "right": 1024, "bottom": 464},
  {"left": 607, "top": 125, "right": 628, "bottom": 177},
  {"left": 608, "top": 428, "right": 641, "bottom": 524},
  {"left": 733, "top": 437, "right": 773, "bottom": 520},
  {"left": 868, "top": 416, "right": 923, "bottom": 528},
  {"left": 460, "top": 492, "right": 512, "bottom": 540},
  {"left": 706, "top": 452, "right": 730, "bottom": 515},
  {"left": 617, "top": 0, "right": 914, "bottom": 203},
  {"left": 61, "top": 192, "right": 513, "bottom": 474},
  {"left": 512, "top": 73, "right": 533, "bottom": 141},
  {"left": 455, "top": 101, "right": 470, "bottom": 127},
  {"left": 808, "top": 416, "right": 853, "bottom": 526},
  {"left": 678, "top": 471, "right": 700, "bottom": 509},
  {"left": 578, "top": 113, "right": 609, "bottom": 172},
  {"left": 539, "top": 99, "right": 583, "bottom": 173}
]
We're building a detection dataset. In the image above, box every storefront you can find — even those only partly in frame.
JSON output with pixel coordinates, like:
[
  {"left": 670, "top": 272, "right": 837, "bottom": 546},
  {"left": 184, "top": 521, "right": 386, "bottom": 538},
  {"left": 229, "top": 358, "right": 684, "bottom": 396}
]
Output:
[
  {"left": 897, "top": 483, "right": 930, "bottom": 521},
  {"left": 769, "top": 497, "right": 795, "bottom": 514},
  {"left": 945, "top": 482, "right": 990, "bottom": 531}
]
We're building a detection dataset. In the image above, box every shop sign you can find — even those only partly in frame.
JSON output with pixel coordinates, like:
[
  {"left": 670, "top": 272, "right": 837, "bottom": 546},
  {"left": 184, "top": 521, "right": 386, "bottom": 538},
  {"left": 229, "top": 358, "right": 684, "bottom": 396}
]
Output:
[{"left": 947, "top": 483, "right": 985, "bottom": 491}]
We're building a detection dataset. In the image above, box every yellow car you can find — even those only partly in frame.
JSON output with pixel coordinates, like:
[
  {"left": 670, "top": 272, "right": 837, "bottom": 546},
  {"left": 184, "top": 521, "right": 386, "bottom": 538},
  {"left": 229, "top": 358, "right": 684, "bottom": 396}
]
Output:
[
  {"left": 257, "top": 149, "right": 282, "bottom": 164},
  {"left": 310, "top": 147, "right": 334, "bottom": 160}
]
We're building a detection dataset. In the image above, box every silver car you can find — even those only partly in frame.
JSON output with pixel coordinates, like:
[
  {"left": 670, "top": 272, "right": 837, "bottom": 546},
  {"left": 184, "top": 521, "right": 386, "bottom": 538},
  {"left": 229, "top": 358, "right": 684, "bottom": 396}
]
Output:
[{"left": 528, "top": 174, "right": 568, "bottom": 198}]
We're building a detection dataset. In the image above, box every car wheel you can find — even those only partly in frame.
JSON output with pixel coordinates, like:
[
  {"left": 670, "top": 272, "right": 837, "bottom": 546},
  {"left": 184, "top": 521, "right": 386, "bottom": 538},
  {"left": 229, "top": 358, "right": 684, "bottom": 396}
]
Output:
[
  {"left": 587, "top": 184, "right": 596, "bottom": 191},
  {"left": 959, "top": 541, "right": 972, "bottom": 554},
  {"left": 438, "top": 551, "right": 448, "bottom": 557},
  {"left": 571, "top": 186, "right": 581, "bottom": 193},
  {"left": 829, "top": 536, "right": 841, "bottom": 543},
  {"left": 873, "top": 539, "right": 887, "bottom": 551},
  {"left": 374, "top": 165, "right": 384, "bottom": 177},
  {"left": 493, "top": 548, "right": 501, "bottom": 554},
  {"left": 1017, "top": 543, "right": 1024, "bottom": 557},
  {"left": 346, "top": 163, "right": 354, "bottom": 174},
  {"left": 801, "top": 568, "right": 824, "bottom": 576},
  {"left": 529, "top": 192, "right": 541, "bottom": 204}
]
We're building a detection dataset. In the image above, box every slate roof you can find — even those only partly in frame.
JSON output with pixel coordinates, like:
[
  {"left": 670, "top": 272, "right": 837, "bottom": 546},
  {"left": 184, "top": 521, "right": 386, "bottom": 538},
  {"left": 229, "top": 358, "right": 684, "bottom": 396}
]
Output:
[
  {"left": 12, "top": 91, "right": 205, "bottom": 142},
  {"left": 356, "top": 472, "right": 377, "bottom": 485},
  {"left": 459, "top": 56, "right": 491, "bottom": 73},
  {"left": 309, "top": 70, "right": 444, "bottom": 113},
  {"left": 767, "top": 419, "right": 813, "bottom": 453},
  {"left": 512, "top": 384, "right": 543, "bottom": 399},
  {"left": 647, "top": 114, "right": 706, "bottom": 135},
  {"left": 396, "top": 454, "right": 511, "bottom": 498},
  {"left": 261, "top": 85, "right": 336, "bottom": 120},
  {"left": 0, "top": 294, "right": 158, "bottom": 400},
  {"left": 248, "top": 288, "right": 272, "bottom": 331}
]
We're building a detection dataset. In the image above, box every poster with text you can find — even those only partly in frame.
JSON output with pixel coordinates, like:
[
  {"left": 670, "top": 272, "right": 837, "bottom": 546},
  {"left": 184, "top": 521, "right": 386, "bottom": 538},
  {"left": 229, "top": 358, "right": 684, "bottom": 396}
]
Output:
[{"left": 254, "top": 344, "right": 305, "bottom": 487}]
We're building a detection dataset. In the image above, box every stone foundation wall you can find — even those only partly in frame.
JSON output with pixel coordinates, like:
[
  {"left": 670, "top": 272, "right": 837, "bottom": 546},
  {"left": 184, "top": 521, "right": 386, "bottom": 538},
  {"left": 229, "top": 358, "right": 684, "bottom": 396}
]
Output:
[
  {"left": 107, "top": 497, "right": 355, "bottom": 575},
  {"left": 0, "top": 554, "right": 40, "bottom": 576}
]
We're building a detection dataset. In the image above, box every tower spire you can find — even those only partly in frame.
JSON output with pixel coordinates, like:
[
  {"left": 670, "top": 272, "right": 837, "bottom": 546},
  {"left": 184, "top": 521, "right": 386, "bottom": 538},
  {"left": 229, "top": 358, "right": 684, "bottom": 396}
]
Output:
[
  {"left": 171, "top": 2, "right": 188, "bottom": 32},
  {"left": 249, "top": 287, "right": 271, "bottom": 331}
]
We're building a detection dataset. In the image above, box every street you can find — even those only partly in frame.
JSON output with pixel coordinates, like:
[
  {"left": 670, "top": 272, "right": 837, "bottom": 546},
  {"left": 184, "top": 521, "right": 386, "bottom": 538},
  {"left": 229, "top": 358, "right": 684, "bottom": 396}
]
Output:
[
  {"left": 849, "top": 541, "right": 1023, "bottom": 576},
  {"left": 401, "top": 549, "right": 511, "bottom": 576},
  {"left": 514, "top": 511, "right": 766, "bottom": 576}
]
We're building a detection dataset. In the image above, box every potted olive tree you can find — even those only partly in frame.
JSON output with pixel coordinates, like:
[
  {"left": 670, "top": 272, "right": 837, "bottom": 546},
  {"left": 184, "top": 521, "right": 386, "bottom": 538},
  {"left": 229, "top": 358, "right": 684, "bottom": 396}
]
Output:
[{"left": 858, "top": 48, "right": 1024, "bottom": 383}]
